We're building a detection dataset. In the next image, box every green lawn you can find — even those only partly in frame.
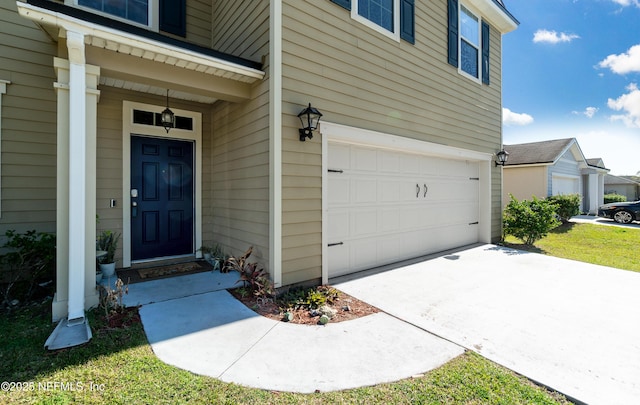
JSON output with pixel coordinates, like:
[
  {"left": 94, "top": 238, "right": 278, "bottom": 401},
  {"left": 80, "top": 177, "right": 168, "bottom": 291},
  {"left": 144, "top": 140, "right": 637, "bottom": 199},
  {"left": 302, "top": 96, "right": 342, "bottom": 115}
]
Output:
[
  {"left": 0, "top": 302, "right": 569, "bottom": 404},
  {"left": 504, "top": 222, "right": 640, "bottom": 272}
]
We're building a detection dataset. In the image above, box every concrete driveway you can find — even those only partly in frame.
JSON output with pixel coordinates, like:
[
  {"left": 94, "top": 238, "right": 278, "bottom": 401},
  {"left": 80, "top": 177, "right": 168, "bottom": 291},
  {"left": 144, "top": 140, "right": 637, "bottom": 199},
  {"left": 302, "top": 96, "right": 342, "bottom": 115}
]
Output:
[{"left": 333, "top": 244, "right": 640, "bottom": 405}]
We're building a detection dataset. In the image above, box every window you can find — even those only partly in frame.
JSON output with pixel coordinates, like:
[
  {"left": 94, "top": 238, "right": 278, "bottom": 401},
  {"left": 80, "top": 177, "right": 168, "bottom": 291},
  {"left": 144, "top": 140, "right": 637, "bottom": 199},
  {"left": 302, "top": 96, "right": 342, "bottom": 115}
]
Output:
[
  {"left": 77, "top": 0, "right": 153, "bottom": 26},
  {"left": 448, "top": 0, "right": 491, "bottom": 85},
  {"left": 460, "top": 5, "right": 479, "bottom": 79},
  {"left": 331, "top": 0, "right": 414, "bottom": 44},
  {"left": 70, "top": 0, "right": 186, "bottom": 37},
  {"left": 357, "top": 0, "right": 394, "bottom": 32},
  {"left": 133, "top": 109, "right": 193, "bottom": 131}
]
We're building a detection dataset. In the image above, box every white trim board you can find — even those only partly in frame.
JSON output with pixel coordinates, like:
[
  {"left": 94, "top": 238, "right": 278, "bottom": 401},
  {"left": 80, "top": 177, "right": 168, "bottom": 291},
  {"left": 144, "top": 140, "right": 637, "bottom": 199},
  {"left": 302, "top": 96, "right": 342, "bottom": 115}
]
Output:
[{"left": 122, "top": 100, "right": 202, "bottom": 267}]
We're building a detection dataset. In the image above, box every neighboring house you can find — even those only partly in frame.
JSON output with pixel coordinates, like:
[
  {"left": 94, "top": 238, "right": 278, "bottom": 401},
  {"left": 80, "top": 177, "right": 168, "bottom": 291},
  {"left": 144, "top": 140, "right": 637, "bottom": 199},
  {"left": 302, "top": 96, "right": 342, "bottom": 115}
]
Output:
[
  {"left": 604, "top": 174, "right": 640, "bottom": 201},
  {"left": 503, "top": 138, "right": 609, "bottom": 214},
  {"left": 1, "top": 0, "right": 518, "bottom": 335}
]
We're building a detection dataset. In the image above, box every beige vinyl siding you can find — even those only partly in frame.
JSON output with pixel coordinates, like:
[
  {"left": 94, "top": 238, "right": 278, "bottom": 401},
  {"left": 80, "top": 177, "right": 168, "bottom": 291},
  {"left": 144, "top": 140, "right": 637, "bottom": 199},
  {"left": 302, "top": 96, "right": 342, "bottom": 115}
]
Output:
[
  {"left": 95, "top": 87, "right": 213, "bottom": 266},
  {"left": 184, "top": 0, "right": 213, "bottom": 48},
  {"left": 0, "top": 0, "right": 57, "bottom": 233},
  {"left": 206, "top": 0, "right": 271, "bottom": 269},
  {"left": 280, "top": 0, "right": 506, "bottom": 283},
  {"left": 210, "top": 93, "right": 270, "bottom": 268},
  {"left": 212, "top": 0, "right": 269, "bottom": 61}
]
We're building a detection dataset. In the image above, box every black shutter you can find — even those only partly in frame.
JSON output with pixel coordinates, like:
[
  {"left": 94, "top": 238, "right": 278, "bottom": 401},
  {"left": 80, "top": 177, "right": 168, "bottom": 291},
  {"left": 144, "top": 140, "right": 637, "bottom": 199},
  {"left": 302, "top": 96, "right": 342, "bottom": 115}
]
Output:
[
  {"left": 481, "top": 21, "right": 490, "bottom": 85},
  {"left": 331, "top": 0, "right": 351, "bottom": 10},
  {"left": 400, "top": 0, "right": 415, "bottom": 44},
  {"left": 447, "top": 0, "right": 458, "bottom": 67},
  {"left": 160, "top": 0, "right": 186, "bottom": 37}
]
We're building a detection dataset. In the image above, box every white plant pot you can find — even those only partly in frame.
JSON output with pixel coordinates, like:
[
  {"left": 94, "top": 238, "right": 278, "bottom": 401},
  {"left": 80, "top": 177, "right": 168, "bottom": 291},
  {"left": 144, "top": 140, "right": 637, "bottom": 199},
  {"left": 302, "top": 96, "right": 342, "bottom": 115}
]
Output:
[{"left": 99, "top": 262, "right": 116, "bottom": 278}]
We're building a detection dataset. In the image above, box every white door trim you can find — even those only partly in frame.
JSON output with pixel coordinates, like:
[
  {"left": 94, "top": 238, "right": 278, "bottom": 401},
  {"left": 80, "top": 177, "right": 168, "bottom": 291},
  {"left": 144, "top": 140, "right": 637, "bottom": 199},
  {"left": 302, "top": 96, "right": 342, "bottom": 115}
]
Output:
[
  {"left": 122, "top": 100, "right": 202, "bottom": 267},
  {"left": 321, "top": 121, "right": 492, "bottom": 283}
]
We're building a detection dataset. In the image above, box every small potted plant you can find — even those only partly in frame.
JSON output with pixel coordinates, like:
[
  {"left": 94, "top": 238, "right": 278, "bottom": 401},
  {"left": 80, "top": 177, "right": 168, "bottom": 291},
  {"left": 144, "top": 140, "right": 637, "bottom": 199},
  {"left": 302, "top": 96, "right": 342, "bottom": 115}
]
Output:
[
  {"left": 211, "top": 243, "right": 225, "bottom": 271},
  {"left": 97, "top": 230, "right": 120, "bottom": 278},
  {"left": 198, "top": 245, "right": 213, "bottom": 262}
]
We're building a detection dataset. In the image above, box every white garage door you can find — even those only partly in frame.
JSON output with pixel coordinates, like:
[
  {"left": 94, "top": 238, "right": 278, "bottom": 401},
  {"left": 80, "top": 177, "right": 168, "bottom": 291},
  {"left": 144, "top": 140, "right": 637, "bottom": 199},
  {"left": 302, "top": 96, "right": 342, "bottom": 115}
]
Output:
[
  {"left": 328, "top": 142, "right": 480, "bottom": 278},
  {"left": 552, "top": 175, "right": 579, "bottom": 196}
]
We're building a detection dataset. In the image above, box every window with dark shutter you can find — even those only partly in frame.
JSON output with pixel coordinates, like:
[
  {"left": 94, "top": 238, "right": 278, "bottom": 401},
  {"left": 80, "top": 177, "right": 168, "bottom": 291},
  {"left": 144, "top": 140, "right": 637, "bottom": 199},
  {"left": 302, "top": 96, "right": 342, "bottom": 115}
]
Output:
[
  {"left": 331, "top": 0, "right": 414, "bottom": 44},
  {"left": 481, "top": 21, "right": 490, "bottom": 85},
  {"left": 160, "top": 0, "right": 186, "bottom": 37}
]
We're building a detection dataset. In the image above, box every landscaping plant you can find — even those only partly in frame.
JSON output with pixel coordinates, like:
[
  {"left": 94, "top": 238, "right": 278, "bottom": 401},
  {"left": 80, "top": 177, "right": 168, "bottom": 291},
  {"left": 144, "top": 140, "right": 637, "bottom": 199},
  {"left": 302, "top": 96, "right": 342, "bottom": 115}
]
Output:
[
  {"left": 546, "top": 193, "right": 581, "bottom": 223},
  {"left": 0, "top": 230, "right": 56, "bottom": 307},
  {"left": 503, "top": 195, "right": 560, "bottom": 245}
]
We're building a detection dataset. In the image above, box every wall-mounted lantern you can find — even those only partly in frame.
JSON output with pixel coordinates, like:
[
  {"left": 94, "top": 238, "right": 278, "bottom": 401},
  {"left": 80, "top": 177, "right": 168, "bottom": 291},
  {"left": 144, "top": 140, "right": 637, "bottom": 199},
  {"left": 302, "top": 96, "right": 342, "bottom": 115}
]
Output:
[
  {"left": 495, "top": 149, "right": 509, "bottom": 166},
  {"left": 297, "top": 103, "right": 323, "bottom": 141}
]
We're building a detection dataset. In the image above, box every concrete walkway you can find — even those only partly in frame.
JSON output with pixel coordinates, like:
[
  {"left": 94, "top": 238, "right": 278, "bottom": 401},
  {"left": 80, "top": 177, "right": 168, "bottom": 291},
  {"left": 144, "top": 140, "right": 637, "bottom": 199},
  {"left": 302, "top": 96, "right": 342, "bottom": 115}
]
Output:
[
  {"left": 131, "top": 270, "right": 463, "bottom": 393},
  {"left": 130, "top": 244, "right": 640, "bottom": 403},
  {"left": 334, "top": 244, "right": 640, "bottom": 405}
]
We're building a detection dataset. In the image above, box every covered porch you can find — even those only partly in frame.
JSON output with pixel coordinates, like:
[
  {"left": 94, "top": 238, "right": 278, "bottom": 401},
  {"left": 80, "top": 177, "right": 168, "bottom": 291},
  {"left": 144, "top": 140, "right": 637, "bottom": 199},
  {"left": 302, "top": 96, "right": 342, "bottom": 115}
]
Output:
[{"left": 18, "top": 0, "right": 264, "bottom": 349}]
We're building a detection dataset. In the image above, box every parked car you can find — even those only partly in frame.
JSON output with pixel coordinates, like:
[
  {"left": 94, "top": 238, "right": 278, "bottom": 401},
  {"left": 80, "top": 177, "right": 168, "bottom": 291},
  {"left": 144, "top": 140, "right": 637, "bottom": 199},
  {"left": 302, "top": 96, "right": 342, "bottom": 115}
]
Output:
[{"left": 597, "top": 201, "right": 640, "bottom": 224}]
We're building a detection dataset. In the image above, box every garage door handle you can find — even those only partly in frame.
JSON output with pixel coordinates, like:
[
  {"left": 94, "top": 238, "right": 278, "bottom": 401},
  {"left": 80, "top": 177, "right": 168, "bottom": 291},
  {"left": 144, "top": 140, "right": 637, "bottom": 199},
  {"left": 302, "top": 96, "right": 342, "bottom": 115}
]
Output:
[
  {"left": 328, "top": 242, "right": 344, "bottom": 247},
  {"left": 423, "top": 184, "right": 428, "bottom": 197},
  {"left": 416, "top": 184, "right": 420, "bottom": 198}
]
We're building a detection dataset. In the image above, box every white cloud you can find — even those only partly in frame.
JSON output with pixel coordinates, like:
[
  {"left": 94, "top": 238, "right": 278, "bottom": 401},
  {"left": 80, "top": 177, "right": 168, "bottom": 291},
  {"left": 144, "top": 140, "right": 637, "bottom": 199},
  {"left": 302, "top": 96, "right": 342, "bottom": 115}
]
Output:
[
  {"left": 607, "top": 83, "right": 640, "bottom": 128},
  {"left": 584, "top": 107, "right": 599, "bottom": 118},
  {"left": 610, "top": 0, "right": 640, "bottom": 7},
  {"left": 533, "top": 29, "right": 580, "bottom": 44},
  {"left": 598, "top": 44, "right": 640, "bottom": 74},
  {"left": 573, "top": 107, "right": 599, "bottom": 118},
  {"left": 503, "top": 108, "right": 534, "bottom": 126}
]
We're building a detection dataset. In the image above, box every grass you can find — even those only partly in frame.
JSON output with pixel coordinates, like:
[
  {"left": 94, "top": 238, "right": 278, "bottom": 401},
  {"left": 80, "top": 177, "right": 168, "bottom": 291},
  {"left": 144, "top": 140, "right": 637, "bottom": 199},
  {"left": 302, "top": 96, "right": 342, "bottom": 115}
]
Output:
[
  {"left": 0, "top": 301, "right": 570, "bottom": 404},
  {"left": 504, "top": 222, "right": 640, "bottom": 272}
]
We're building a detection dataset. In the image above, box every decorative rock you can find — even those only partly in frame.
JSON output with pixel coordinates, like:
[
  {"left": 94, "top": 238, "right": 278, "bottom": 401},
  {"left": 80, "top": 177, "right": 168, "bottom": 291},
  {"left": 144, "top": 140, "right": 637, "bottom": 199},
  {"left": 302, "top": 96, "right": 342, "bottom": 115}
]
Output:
[
  {"left": 283, "top": 311, "right": 294, "bottom": 322},
  {"left": 319, "top": 314, "right": 330, "bottom": 325},
  {"left": 342, "top": 305, "right": 351, "bottom": 312},
  {"left": 309, "top": 309, "right": 320, "bottom": 317},
  {"left": 318, "top": 305, "right": 337, "bottom": 319}
]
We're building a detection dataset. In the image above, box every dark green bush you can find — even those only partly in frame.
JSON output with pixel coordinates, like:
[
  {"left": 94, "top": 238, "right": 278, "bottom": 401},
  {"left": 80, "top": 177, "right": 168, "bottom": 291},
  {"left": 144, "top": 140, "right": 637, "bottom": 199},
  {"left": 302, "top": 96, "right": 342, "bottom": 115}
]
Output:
[
  {"left": 604, "top": 193, "right": 627, "bottom": 204},
  {"left": 546, "top": 194, "right": 581, "bottom": 223},
  {"left": 0, "top": 230, "right": 56, "bottom": 306},
  {"left": 503, "top": 195, "right": 560, "bottom": 245}
]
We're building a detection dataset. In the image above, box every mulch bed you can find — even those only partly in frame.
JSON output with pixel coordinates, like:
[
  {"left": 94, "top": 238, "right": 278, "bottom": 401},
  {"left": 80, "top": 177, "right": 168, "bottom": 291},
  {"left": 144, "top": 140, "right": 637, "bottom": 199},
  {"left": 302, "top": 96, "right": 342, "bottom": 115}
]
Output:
[{"left": 229, "top": 288, "right": 380, "bottom": 325}]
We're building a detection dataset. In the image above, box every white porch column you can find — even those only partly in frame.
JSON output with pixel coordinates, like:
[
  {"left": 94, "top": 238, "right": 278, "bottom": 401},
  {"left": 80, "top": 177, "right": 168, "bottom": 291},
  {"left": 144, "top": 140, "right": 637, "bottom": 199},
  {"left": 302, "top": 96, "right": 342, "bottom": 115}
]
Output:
[
  {"left": 52, "top": 31, "right": 100, "bottom": 323},
  {"left": 67, "top": 31, "right": 87, "bottom": 322},
  {"left": 588, "top": 173, "right": 599, "bottom": 215}
]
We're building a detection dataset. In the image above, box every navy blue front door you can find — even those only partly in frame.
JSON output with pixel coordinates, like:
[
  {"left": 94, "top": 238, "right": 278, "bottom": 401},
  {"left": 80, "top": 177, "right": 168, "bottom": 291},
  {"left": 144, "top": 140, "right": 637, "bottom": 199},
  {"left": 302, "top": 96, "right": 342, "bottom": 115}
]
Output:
[{"left": 131, "top": 136, "right": 194, "bottom": 260}]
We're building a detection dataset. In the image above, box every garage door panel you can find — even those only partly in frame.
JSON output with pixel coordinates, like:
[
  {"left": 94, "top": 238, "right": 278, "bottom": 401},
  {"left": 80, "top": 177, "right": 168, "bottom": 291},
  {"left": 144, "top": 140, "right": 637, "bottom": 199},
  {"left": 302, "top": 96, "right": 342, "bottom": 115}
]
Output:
[
  {"left": 329, "top": 177, "right": 350, "bottom": 205},
  {"left": 353, "top": 179, "right": 377, "bottom": 203},
  {"left": 328, "top": 142, "right": 480, "bottom": 278},
  {"left": 328, "top": 209, "right": 350, "bottom": 240},
  {"left": 328, "top": 143, "right": 351, "bottom": 169},
  {"left": 353, "top": 148, "right": 378, "bottom": 171},
  {"left": 351, "top": 209, "right": 378, "bottom": 237}
]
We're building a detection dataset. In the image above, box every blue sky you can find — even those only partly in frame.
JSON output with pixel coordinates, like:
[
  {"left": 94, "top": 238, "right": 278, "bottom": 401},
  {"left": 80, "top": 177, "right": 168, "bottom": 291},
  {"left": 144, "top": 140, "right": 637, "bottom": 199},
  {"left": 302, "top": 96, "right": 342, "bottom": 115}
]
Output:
[{"left": 501, "top": 0, "right": 640, "bottom": 175}]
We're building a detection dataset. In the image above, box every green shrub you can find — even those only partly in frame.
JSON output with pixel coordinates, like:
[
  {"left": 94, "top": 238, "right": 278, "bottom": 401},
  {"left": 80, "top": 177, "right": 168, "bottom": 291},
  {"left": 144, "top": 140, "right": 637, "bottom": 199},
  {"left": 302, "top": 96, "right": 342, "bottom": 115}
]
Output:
[
  {"left": 604, "top": 193, "right": 627, "bottom": 204},
  {"left": 546, "top": 194, "right": 581, "bottom": 223},
  {"left": 0, "top": 230, "right": 56, "bottom": 306},
  {"left": 503, "top": 195, "right": 561, "bottom": 245}
]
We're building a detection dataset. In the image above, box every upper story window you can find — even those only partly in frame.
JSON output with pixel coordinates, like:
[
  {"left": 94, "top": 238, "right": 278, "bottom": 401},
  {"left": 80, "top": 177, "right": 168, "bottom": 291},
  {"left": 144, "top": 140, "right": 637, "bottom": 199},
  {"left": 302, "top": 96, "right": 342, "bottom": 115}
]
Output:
[
  {"left": 447, "top": 0, "right": 491, "bottom": 85},
  {"left": 331, "top": 0, "right": 415, "bottom": 44},
  {"left": 459, "top": 5, "right": 480, "bottom": 79},
  {"left": 75, "top": 0, "right": 156, "bottom": 28},
  {"left": 355, "top": 0, "right": 395, "bottom": 33},
  {"left": 68, "top": 0, "right": 186, "bottom": 37}
]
